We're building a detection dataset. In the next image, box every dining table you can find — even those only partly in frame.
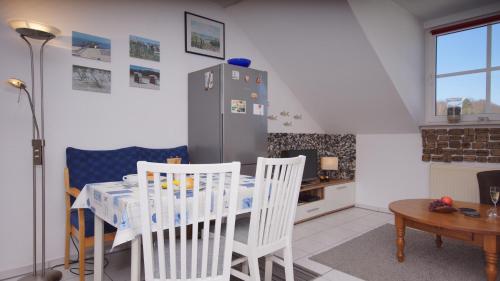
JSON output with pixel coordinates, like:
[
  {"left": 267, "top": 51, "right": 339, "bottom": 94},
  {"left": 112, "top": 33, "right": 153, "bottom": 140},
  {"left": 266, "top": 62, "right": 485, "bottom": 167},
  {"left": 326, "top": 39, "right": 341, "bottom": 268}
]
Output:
[{"left": 72, "top": 174, "right": 256, "bottom": 281}]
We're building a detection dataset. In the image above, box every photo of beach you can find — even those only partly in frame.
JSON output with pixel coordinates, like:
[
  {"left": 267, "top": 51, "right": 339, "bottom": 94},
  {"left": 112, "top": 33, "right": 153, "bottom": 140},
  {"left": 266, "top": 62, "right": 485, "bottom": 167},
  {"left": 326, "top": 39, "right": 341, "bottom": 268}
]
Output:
[
  {"left": 72, "top": 31, "right": 111, "bottom": 62},
  {"left": 72, "top": 65, "right": 111, "bottom": 94},
  {"left": 130, "top": 35, "right": 160, "bottom": 62},
  {"left": 185, "top": 12, "right": 225, "bottom": 59},
  {"left": 129, "top": 65, "right": 160, "bottom": 90}
]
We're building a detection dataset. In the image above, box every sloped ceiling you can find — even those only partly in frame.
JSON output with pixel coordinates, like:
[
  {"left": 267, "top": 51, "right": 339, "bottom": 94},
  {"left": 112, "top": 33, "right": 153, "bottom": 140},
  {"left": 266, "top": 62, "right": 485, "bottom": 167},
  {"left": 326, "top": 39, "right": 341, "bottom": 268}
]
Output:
[
  {"left": 392, "top": 0, "right": 499, "bottom": 21},
  {"left": 226, "top": 0, "right": 419, "bottom": 133}
]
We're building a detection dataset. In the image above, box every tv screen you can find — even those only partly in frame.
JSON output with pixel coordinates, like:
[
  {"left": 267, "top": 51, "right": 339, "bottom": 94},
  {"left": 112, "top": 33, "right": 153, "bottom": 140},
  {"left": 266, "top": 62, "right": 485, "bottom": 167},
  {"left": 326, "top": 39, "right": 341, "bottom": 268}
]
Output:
[{"left": 280, "top": 149, "right": 318, "bottom": 182}]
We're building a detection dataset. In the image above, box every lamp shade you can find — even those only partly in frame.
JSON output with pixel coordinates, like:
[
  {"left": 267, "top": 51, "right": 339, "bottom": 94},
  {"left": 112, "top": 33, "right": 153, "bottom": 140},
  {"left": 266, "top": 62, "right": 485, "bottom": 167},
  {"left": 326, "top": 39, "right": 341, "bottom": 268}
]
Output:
[
  {"left": 7, "top": 78, "right": 26, "bottom": 89},
  {"left": 8, "top": 19, "right": 60, "bottom": 40},
  {"left": 321, "top": 157, "right": 338, "bottom": 171}
]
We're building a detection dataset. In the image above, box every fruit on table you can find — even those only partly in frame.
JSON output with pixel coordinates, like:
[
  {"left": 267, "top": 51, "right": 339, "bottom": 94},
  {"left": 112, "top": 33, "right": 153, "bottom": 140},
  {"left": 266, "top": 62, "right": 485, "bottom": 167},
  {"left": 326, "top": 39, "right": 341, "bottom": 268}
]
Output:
[
  {"left": 428, "top": 196, "right": 455, "bottom": 212},
  {"left": 441, "top": 196, "right": 453, "bottom": 206},
  {"left": 161, "top": 177, "right": 194, "bottom": 190}
]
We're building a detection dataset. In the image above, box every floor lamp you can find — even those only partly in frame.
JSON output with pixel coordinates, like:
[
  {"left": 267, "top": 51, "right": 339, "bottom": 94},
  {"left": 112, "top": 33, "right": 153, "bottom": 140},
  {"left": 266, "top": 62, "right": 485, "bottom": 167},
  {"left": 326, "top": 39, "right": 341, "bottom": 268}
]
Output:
[{"left": 6, "top": 20, "right": 62, "bottom": 281}]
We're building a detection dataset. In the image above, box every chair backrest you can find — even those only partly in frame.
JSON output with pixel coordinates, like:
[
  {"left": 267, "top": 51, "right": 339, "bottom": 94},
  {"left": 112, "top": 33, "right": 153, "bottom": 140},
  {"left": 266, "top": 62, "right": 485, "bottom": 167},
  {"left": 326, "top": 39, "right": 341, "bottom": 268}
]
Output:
[
  {"left": 477, "top": 170, "right": 500, "bottom": 205},
  {"left": 247, "top": 156, "right": 306, "bottom": 248},
  {"left": 137, "top": 161, "right": 241, "bottom": 281}
]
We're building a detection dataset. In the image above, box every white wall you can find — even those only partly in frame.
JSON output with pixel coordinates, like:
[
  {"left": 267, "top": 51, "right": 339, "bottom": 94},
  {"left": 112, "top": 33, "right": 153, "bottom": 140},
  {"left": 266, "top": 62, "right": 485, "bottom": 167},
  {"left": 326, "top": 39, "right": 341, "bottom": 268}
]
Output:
[
  {"left": 356, "top": 134, "right": 430, "bottom": 211},
  {"left": 348, "top": 0, "right": 425, "bottom": 124},
  {"left": 227, "top": 0, "right": 418, "bottom": 134},
  {"left": 0, "top": 0, "right": 322, "bottom": 275},
  {"left": 356, "top": 134, "right": 500, "bottom": 211}
]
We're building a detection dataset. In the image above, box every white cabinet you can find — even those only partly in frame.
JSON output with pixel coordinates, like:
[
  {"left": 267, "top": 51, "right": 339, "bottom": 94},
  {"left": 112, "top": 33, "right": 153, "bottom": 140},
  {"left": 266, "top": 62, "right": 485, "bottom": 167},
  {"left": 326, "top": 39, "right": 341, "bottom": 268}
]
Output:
[{"left": 295, "top": 181, "right": 355, "bottom": 223}]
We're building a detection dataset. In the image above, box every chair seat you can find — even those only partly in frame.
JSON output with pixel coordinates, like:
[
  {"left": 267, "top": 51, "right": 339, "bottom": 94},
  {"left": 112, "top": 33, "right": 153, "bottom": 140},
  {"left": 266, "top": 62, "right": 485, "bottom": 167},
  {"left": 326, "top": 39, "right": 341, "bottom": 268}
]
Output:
[
  {"left": 70, "top": 209, "right": 116, "bottom": 237},
  {"left": 216, "top": 217, "right": 251, "bottom": 244}
]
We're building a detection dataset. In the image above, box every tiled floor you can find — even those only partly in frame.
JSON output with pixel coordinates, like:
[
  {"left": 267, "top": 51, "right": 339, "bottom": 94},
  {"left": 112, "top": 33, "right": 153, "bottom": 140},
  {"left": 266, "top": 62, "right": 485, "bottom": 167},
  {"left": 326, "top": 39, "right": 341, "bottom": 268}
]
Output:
[{"left": 5, "top": 207, "right": 394, "bottom": 281}]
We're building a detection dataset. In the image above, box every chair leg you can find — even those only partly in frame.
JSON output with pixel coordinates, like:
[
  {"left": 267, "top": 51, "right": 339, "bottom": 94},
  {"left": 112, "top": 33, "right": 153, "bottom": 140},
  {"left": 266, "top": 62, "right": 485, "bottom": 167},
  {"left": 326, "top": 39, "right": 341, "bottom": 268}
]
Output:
[
  {"left": 64, "top": 231, "right": 70, "bottom": 269},
  {"left": 283, "top": 245, "right": 294, "bottom": 281},
  {"left": 264, "top": 255, "right": 273, "bottom": 281},
  {"left": 78, "top": 233, "right": 86, "bottom": 281},
  {"left": 248, "top": 257, "right": 261, "bottom": 281}
]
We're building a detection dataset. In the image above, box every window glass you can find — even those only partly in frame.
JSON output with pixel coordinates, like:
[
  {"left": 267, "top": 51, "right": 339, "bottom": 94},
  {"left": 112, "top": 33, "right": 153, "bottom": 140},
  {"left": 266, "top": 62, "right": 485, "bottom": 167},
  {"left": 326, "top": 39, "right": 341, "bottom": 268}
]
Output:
[
  {"left": 436, "top": 73, "right": 486, "bottom": 115},
  {"left": 492, "top": 71, "right": 500, "bottom": 114},
  {"left": 493, "top": 24, "right": 500, "bottom": 67},
  {"left": 436, "top": 26, "right": 487, "bottom": 75}
]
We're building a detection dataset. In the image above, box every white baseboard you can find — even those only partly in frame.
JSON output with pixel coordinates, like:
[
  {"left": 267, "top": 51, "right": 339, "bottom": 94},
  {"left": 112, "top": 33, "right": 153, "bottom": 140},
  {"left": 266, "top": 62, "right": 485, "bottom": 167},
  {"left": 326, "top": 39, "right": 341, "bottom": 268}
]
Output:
[{"left": 355, "top": 203, "right": 390, "bottom": 213}]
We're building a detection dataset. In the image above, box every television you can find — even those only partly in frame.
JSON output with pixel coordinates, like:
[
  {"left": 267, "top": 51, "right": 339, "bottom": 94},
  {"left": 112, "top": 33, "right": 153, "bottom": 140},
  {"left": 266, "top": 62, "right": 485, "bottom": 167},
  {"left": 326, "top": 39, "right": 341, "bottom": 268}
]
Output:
[{"left": 280, "top": 149, "right": 318, "bottom": 183}]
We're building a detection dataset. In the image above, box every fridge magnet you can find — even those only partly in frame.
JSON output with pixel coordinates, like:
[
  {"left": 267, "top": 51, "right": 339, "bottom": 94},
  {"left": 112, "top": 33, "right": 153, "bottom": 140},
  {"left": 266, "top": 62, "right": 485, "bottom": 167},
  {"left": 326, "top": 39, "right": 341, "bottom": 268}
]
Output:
[
  {"left": 231, "top": 99, "right": 246, "bottom": 114},
  {"left": 283, "top": 121, "right": 292, "bottom": 127},
  {"left": 204, "top": 71, "right": 214, "bottom": 90},
  {"left": 129, "top": 65, "right": 160, "bottom": 90},
  {"left": 232, "top": 70, "right": 240, "bottom": 80},
  {"left": 72, "top": 31, "right": 111, "bottom": 62},
  {"left": 72, "top": 65, "right": 111, "bottom": 94},
  {"left": 185, "top": 12, "right": 225, "bottom": 60},
  {"left": 250, "top": 92, "right": 258, "bottom": 100},
  {"left": 293, "top": 114, "right": 302, "bottom": 120},
  {"left": 267, "top": 115, "right": 278, "bottom": 120},
  {"left": 244, "top": 75, "right": 250, "bottom": 82},
  {"left": 129, "top": 35, "right": 160, "bottom": 62},
  {"left": 280, "top": 111, "right": 290, "bottom": 117},
  {"left": 256, "top": 74, "right": 262, "bottom": 84},
  {"left": 253, "top": 104, "right": 265, "bottom": 116}
]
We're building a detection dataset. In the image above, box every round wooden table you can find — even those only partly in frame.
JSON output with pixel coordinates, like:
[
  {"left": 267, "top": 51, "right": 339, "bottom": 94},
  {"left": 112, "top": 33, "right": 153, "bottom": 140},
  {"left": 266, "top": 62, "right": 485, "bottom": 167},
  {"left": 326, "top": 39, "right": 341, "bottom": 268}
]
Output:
[{"left": 389, "top": 199, "right": 500, "bottom": 281}]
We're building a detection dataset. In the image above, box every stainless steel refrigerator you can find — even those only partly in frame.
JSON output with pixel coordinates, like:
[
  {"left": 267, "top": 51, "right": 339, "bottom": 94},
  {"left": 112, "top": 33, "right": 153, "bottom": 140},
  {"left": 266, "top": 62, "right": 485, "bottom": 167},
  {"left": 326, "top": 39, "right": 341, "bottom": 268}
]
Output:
[{"left": 188, "top": 63, "right": 268, "bottom": 175}]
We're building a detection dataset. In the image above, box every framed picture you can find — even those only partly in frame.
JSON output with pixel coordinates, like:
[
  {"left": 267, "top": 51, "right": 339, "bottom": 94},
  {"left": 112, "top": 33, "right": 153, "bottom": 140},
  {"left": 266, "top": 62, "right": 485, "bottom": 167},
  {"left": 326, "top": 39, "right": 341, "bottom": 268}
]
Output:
[
  {"left": 129, "top": 35, "right": 160, "bottom": 62},
  {"left": 185, "top": 12, "right": 225, "bottom": 60},
  {"left": 72, "top": 31, "right": 111, "bottom": 62},
  {"left": 72, "top": 65, "right": 111, "bottom": 94},
  {"left": 129, "top": 65, "right": 160, "bottom": 90}
]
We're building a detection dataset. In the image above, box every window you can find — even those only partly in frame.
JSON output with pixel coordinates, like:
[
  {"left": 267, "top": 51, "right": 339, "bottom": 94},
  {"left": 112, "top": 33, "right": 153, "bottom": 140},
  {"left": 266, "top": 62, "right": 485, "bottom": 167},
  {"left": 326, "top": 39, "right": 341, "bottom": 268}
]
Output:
[{"left": 429, "top": 20, "right": 500, "bottom": 122}]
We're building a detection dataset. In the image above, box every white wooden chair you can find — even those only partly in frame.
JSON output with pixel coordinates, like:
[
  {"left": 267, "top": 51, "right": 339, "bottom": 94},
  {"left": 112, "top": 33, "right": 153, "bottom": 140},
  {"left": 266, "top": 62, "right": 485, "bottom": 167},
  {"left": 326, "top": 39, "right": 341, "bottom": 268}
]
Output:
[
  {"left": 230, "top": 156, "right": 306, "bottom": 281},
  {"left": 137, "top": 161, "right": 241, "bottom": 281}
]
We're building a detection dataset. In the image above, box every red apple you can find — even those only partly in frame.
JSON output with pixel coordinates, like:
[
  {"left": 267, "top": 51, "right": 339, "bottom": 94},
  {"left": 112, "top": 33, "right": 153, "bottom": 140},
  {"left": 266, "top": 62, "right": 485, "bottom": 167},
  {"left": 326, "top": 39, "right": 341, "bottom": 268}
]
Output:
[{"left": 441, "top": 196, "right": 453, "bottom": 206}]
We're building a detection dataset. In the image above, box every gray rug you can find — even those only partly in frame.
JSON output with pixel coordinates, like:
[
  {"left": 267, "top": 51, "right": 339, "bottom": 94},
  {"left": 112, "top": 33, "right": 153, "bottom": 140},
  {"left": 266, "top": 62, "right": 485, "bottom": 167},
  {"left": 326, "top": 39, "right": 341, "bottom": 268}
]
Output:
[
  {"left": 229, "top": 256, "right": 320, "bottom": 281},
  {"left": 310, "top": 224, "right": 499, "bottom": 281}
]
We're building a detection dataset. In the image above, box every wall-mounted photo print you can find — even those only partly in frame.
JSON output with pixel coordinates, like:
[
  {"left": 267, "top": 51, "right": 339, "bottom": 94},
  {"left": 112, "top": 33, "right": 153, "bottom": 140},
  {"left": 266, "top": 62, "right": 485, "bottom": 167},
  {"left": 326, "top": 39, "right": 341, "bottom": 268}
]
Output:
[
  {"left": 129, "top": 65, "right": 160, "bottom": 90},
  {"left": 72, "top": 65, "right": 111, "bottom": 94},
  {"left": 129, "top": 35, "right": 160, "bottom": 62},
  {"left": 72, "top": 31, "right": 111, "bottom": 62},
  {"left": 185, "top": 12, "right": 225, "bottom": 60}
]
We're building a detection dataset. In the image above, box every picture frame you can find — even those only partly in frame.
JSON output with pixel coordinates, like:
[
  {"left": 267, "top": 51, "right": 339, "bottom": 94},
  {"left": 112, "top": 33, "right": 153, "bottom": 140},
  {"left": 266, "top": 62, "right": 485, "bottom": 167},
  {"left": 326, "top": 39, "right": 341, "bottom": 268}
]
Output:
[
  {"left": 185, "top": 12, "right": 225, "bottom": 60},
  {"left": 72, "top": 31, "right": 111, "bottom": 62}
]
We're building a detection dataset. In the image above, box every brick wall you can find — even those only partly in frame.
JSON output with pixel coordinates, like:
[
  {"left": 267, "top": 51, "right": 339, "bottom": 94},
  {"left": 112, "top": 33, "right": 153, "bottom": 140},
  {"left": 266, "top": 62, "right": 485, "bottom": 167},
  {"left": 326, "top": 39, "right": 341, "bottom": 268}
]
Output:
[{"left": 421, "top": 128, "right": 500, "bottom": 163}]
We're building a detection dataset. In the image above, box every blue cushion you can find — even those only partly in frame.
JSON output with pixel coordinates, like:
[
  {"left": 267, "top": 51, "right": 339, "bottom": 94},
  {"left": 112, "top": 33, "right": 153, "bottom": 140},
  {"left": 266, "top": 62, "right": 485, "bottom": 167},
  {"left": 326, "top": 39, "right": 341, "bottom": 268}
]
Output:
[
  {"left": 136, "top": 145, "right": 189, "bottom": 164},
  {"left": 70, "top": 209, "right": 116, "bottom": 237},
  {"left": 66, "top": 146, "right": 141, "bottom": 190}
]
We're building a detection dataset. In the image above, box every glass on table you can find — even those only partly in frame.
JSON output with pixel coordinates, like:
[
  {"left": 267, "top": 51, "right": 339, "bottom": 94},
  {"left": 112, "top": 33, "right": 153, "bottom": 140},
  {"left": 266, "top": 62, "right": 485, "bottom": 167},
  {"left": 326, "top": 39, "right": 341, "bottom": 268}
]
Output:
[{"left": 489, "top": 186, "right": 499, "bottom": 218}]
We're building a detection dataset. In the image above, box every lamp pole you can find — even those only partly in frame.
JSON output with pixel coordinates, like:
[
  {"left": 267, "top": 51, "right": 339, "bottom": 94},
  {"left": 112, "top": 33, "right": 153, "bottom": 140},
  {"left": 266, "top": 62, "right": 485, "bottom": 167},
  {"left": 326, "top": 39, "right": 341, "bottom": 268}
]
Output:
[{"left": 7, "top": 20, "right": 62, "bottom": 281}]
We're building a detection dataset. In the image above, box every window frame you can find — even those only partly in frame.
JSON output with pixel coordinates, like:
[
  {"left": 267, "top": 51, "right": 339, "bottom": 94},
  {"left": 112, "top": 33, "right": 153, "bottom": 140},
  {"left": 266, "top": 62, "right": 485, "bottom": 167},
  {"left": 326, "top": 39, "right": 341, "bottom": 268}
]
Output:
[{"left": 425, "top": 22, "right": 500, "bottom": 124}]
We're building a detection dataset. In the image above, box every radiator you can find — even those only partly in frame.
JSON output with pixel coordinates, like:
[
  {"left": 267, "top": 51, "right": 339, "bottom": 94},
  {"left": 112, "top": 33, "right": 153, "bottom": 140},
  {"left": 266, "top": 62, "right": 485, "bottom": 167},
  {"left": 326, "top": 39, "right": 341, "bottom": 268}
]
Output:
[{"left": 429, "top": 163, "right": 494, "bottom": 203}]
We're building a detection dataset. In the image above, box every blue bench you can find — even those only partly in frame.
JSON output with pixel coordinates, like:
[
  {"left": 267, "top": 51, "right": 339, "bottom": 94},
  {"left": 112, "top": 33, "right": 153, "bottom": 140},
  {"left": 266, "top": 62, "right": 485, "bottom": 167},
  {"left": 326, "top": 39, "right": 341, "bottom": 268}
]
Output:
[{"left": 64, "top": 145, "right": 189, "bottom": 279}]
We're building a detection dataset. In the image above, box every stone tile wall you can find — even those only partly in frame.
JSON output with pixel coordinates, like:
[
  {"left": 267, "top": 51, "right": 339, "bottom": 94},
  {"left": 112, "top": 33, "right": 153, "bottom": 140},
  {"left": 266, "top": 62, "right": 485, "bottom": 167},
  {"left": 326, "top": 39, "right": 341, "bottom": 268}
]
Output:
[
  {"left": 421, "top": 128, "right": 500, "bottom": 163},
  {"left": 267, "top": 133, "right": 356, "bottom": 179}
]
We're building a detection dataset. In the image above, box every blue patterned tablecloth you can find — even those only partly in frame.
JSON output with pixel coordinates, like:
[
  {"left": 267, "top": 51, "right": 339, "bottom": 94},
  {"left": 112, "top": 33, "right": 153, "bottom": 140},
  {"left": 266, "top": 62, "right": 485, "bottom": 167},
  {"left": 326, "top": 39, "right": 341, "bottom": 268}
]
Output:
[{"left": 72, "top": 175, "right": 255, "bottom": 247}]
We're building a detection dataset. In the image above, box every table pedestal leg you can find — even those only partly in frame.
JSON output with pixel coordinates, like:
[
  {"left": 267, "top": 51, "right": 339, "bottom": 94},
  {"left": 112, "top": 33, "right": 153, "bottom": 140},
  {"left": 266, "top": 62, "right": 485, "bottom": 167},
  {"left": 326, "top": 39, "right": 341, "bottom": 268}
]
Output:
[
  {"left": 484, "top": 235, "right": 498, "bottom": 281},
  {"left": 131, "top": 237, "right": 142, "bottom": 281},
  {"left": 395, "top": 214, "right": 405, "bottom": 262},
  {"left": 435, "top": 235, "right": 443, "bottom": 248},
  {"left": 94, "top": 215, "right": 104, "bottom": 281}
]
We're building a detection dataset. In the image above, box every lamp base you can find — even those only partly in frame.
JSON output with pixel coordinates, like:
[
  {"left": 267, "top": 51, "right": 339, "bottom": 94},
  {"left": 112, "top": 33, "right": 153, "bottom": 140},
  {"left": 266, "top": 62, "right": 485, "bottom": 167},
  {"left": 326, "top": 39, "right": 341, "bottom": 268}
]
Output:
[{"left": 18, "top": 270, "right": 62, "bottom": 281}]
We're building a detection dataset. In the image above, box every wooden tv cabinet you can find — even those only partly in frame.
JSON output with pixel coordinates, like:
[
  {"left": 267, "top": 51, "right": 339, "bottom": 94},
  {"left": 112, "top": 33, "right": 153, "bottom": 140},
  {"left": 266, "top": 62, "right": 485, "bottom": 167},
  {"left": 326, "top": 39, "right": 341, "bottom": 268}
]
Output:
[{"left": 295, "top": 179, "right": 355, "bottom": 223}]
